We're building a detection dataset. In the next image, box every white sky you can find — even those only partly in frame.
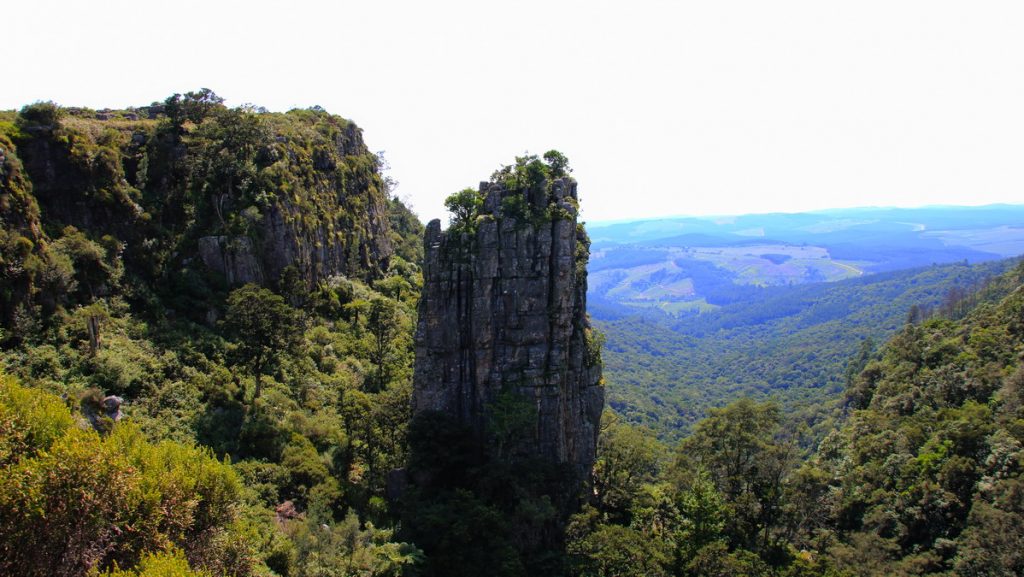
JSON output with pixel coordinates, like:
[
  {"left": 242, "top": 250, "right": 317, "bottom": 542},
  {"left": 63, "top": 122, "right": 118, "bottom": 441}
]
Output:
[{"left": 5, "top": 0, "right": 1023, "bottom": 223}]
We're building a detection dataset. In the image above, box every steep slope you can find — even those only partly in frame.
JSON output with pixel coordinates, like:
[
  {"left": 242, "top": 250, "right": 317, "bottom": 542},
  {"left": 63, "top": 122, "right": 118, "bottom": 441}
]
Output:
[
  {"left": 413, "top": 176, "right": 603, "bottom": 477},
  {"left": 0, "top": 94, "right": 425, "bottom": 577},
  {"left": 1, "top": 91, "right": 394, "bottom": 332},
  {"left": 817, "top": 262, "right": 1024, "bottom": 575}
]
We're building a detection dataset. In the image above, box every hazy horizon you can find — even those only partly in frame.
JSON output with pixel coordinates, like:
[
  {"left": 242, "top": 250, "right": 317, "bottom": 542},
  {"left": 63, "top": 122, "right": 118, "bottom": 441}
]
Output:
[{"left": 585, "top": 201, "right": 1024, "bottom": 226}]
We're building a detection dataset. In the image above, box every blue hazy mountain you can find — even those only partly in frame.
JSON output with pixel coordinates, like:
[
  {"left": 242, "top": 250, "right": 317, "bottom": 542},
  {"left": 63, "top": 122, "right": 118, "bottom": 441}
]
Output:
[{"left": 587, "top": 204, "right": 1024, "bottom": 315}]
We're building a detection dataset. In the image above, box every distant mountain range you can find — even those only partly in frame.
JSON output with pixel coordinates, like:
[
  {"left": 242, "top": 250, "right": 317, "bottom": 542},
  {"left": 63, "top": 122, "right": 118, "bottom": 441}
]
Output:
[{"left": 587, "top": 204, "right": 1024, "bottom": 316}]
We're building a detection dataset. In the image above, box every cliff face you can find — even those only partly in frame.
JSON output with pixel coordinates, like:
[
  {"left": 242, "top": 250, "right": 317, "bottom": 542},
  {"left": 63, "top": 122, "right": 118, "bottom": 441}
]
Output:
[
  {"left": 1, "top": 96, "right": 395, "bottom": 328},
  {"left": 413, "top": 176, "right": 604, "bottom": 479},
  {"left": 191, "top": 119, "right": 393, "bottom": 287}
]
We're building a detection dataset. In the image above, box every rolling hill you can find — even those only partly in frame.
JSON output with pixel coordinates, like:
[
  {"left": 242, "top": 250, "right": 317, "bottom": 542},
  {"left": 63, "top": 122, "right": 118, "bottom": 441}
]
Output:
[{"left": 587, "top": 205, "right": 1024, "bottom": 316}]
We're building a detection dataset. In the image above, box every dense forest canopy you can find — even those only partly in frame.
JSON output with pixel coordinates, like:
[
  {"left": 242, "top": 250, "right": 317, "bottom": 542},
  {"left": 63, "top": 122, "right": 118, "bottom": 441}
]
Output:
[{"left": 598, "top": 258, "right": 1020, "bottom": 442}]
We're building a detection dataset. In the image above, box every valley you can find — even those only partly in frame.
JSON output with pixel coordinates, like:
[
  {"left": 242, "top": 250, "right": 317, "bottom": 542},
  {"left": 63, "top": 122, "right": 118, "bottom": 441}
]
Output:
[
  {"left": 587, "top": 205, "right": 1024, "bottom": 443},
  {"left": 595, "top": 258, "right": 1018, "bottom": 441}
]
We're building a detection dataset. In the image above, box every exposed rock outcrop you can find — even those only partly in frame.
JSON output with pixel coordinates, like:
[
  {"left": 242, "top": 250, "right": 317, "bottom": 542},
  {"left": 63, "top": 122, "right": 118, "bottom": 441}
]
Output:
[
  {"left": 191, "top": 120, "right": 395, "bottom": 289},
  {"left": 199, "top": 119, "right": 395, "bottom": 288},
  {"left": 9, "top": 98, "right": 393, "bottom": 297},
  {"left": 198, "top": 236, "right": 263, "bottom": 285},
  {"left": 413, "top": 176, "right": 604, "bottom": 480},
  {"left": 81, "top": 393, "right": 124, "bottom": 433}
]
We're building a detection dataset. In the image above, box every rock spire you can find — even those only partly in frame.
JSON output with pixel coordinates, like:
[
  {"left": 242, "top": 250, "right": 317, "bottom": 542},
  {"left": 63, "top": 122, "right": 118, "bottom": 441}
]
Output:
[{"left": 413, "top": 174, "right": 604, "bottom": 479}]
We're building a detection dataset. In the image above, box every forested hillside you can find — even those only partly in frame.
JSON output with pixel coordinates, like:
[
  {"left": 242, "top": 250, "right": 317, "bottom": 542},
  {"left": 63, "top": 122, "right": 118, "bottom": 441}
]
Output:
[
  {"left": 567, "top": 261, "right": 1024, "bottom": 576},
  {"left": 815, "top": 261, "right": 1024, "bottom": 575},
  {"left": 598, "top": 258, "right": 1019, "bottom": 441},
  {"left": 1, "top": 96, "right": 603, "bottom": 576}
]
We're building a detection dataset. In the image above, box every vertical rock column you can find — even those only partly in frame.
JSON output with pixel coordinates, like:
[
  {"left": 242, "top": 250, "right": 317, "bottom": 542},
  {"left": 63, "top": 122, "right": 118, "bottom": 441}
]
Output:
[{"left": 413, "top": 177, "right": 604, "bottom": 480}]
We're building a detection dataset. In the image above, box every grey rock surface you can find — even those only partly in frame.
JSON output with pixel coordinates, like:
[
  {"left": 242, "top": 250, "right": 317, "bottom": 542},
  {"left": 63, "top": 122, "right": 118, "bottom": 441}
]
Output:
[
  {"left": 197, "top": 123, "right": 394, "bottom": 288},
  {"left": 413, "top": 177, "right": 604, "bottom": 480},
  {"left": 198, "top": 235, "right": 264, "bottom": 285}
]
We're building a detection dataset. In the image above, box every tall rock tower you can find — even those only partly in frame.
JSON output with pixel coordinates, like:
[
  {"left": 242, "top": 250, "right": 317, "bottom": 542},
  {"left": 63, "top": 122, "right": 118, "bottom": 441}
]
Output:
[{"left": 412, "top": 167, "right": 604, "bottom": 481}]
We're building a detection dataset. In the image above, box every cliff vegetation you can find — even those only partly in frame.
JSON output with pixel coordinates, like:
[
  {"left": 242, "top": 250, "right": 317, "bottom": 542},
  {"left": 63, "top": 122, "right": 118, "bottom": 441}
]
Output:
[{"left": 1, "top": 93, "right": 424, "bottom": 577}]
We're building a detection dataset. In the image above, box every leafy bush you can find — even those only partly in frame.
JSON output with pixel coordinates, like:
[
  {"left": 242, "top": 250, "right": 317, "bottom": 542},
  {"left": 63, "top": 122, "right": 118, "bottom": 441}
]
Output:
[
  {"left": 17, "top": 101, "right": 64, "bottom": 128},
  {"left": 100, "top": 549, "right": 210, "bottom": 577},
  {"left": 0, "top": 375, "right": 245, "bottom": 576},
  {"left": 0, "top": 372, "right": 74, "bottom": 465}
]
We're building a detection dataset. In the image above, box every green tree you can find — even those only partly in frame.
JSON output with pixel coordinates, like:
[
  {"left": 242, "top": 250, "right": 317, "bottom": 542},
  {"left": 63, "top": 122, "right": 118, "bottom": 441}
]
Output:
[
  {"left": 569, "top": 524, "right": 670, "bottom": 577},
  {"left": 592, "top": 413, "right": 664, "bottom": 521},
  {"left": 674, "top": 469, "right": 728, "bottom": 563},
  {"left": 373, "top": 274, "right": 412, "bottom": 303},
  {"left": 224, "top": 284, "right": 303, "bottom": 399},
  {"left": 443, "top": 188, "right": 482, "bottom": 232},
  {"left": 675, "top": 399, "right": 794, "bottom": 553},
  {"left": 49, "top": 226, "right": 121, "bottom": 303},
  {"left": 685, "top": 541, "right": 769, "bottom": 577},
  {"left": 164, "top": 88, "right": 224, "bottom": 128},
  {"left": 365, "top": 296, "right": 401, "bottom": 393},
  {"left": 543, "top": 149, "right": 571, "bottom": 178}
]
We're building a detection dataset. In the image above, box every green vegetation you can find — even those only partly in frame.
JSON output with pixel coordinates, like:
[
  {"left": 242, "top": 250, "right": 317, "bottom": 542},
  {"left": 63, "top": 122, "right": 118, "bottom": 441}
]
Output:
[
  {"left": 401, "top": 408, "right": 575, "bottom": 577},
  {"left": 598, "top": 258, "right": 1018, "bottom": 442},
  {"left": 224, "top": 284, "right": 304, "bottom": 398},
  {"left": 0, "top": 376, "right": 244, "bottom": 576},
  {"left": 387, "top": 196, "right": 425, "bottom": 265},
  {"left": 1, "top": 90, "right": 404, "bottom": 338},
  {"left": 566, "top": 403, "right": 806, "bottom": 577},
  {"left": 4, "top": 94, "right": 1024, "bottom": 576},
  {"left": 812, "top": 262, "right": 1024, "bottom": 575},
  {"left": 440, "top": 150, "right": 576, "bottom": 237},
  {"left": 569, "top": 262, "right": 1024, "bottom": 576},
  {"left": 443, "top": 187, "right": 483, "bottom": 233},
  {"left": 2, "top": 125, "right": 586, "bottom": 575},
  {"left": 0, "top": 263, "right": 423, "bottom": 576},
  {"left": 0, "top": 95, "right": 423, "bottom": 576}
]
